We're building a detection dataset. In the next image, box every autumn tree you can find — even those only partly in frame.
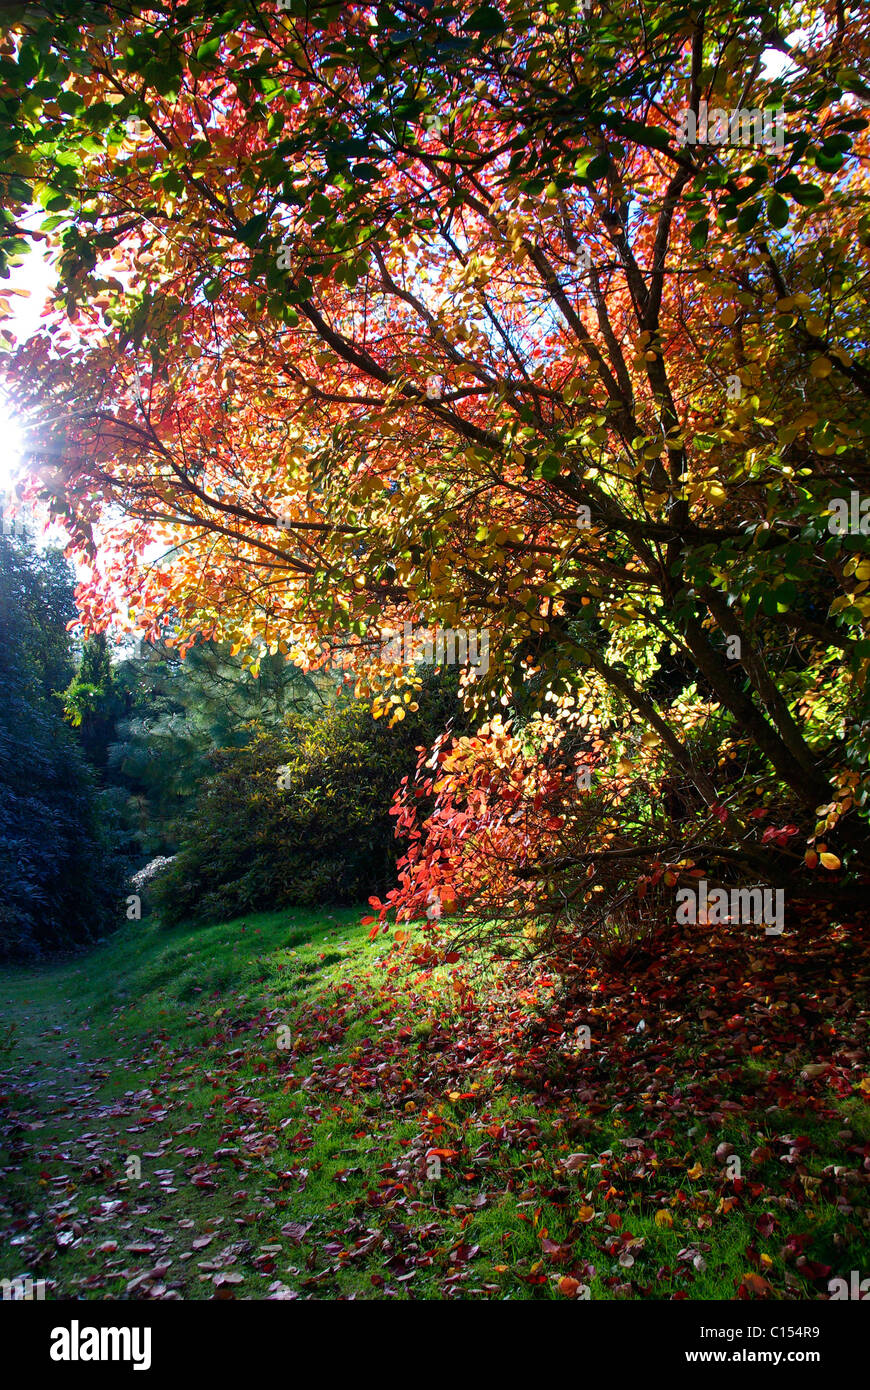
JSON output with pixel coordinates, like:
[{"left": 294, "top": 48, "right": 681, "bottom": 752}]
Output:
[{"left": 4, "top": 0, "right": 870, "bottom": 934}]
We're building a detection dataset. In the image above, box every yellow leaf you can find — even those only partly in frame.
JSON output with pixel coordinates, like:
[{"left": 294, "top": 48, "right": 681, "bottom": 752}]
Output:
[
  {"left": 819, "top": 852, "right": 841, "bottom": 870},
  {"left": 810, "top": 356, "right": 833, "bottom": 378},
  {"left": 793, "top": 410, "right": 818, "bottom": 432},
  {"left": 655, "top": 1210, "right": 673, "bottom": 1228},
  {"left": 687, "top": 1162, "right": 703, "bottom": 1179}
]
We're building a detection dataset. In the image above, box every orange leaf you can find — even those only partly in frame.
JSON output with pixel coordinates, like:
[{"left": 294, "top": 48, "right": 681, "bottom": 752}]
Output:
[{"left": 741, "top": 1272, "right": 774, "bottom": 1298}]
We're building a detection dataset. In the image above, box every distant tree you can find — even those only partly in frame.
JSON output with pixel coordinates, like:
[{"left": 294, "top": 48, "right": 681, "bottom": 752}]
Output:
[
  {"left": 108, "top": 637, "right": 331, "bottom": 854},
  {"left": 62, "top": 632, "right": 130, "bottom": 776},
  {"left": 0, "top": 535, "right": 122, "bottom": 957}
]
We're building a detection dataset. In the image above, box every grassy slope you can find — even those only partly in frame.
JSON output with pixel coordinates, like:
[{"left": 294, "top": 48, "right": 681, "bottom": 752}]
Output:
[{"left": 0, "top": 906, "right": 867, "bottom": 1300}]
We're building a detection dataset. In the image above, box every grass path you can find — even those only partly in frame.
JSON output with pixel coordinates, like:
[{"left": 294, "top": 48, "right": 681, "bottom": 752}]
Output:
[
  {"left": 1, "top": 907, "right": 868, "bottom": 1300},
  {"left": 0, "top": 909, "right": 374, "bottom": 1299}
]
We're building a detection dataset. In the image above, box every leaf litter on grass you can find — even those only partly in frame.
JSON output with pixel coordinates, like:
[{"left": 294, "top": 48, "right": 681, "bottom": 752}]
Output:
[{"left": 0, "top": 908, "right": 867, "bottom": 1299}]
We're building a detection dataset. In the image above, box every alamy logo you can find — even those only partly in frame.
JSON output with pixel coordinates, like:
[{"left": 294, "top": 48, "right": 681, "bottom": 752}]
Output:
[
  {"left": 827, "top": 492, "right": 870, "bottom": 535},
  {"left": 50, "top": 1321, "right": 152, "bottom": 1371},
  {"left": 676, "top": 101, "right": 784, "bottom": 151},
  {"left": 378, "top": 622, "right": 489, "bottom": 675},
  {"left": 828, "top": 1270, "right": 869, "bottom": 1300},
  {"left": 1, "top": 1275, "right": 45, "bottom": 1300},
  {"left": 676, "top": 880, "right": 784, "bottom": 935}
]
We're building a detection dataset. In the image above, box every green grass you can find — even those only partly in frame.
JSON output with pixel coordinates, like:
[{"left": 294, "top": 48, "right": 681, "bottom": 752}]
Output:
[{"left": 0, "top": 907, "right": 867, "bottom": 1300}]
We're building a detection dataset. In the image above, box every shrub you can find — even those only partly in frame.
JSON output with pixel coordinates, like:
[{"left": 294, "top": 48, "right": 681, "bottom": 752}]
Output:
[{"left": 151, "top": 675, "right": 465, "bottom": 925}]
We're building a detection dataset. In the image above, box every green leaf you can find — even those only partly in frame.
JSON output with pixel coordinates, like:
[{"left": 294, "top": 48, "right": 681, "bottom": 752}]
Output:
[
  {"left": 835, "top": 69, "right": 870, "bottom": 99},
  {"left": 465, "top": 5, "right": 506, "bottom": 34},
  {"left": 814, "top": 148, "right": 845, "bottom": 173},
  {"left": 605, "top": 117, "right": 672, "bottom": 152},
  {"left": 196, "top": 37, "right": 222, "bottom": 64},
  {"left": 16, "top": 42, "right": 40, "bottom": 85},
  {"left": 791, "top": 184, "right": 824, "bottom": 207},
  {"left": 585, "top": 155, "right": 611, "bottom": 180},
  {"left": 238, "top": 211, "right": 269, "bottom": 247},
  {"left": 736, "top": 201, "right": 761, "bottom": 233},
  {"left": 689, "top": 219, "right": 709, "bottom": 251}
]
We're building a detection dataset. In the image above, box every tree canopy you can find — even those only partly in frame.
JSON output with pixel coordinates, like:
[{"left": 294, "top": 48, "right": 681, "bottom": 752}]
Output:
[{"left": 3, "top": 0, "right": 870, "bottom": 935}]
